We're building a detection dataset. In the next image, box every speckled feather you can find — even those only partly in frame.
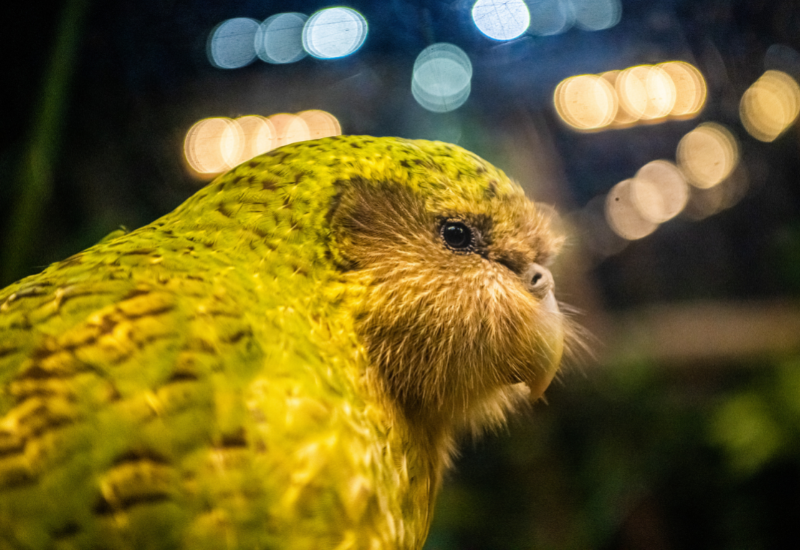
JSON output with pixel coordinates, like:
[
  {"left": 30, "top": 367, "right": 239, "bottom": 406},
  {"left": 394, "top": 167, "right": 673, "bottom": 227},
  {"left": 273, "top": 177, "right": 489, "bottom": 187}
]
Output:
[{"left": 0, "top": 136, "right": 565, "bottom": 549}]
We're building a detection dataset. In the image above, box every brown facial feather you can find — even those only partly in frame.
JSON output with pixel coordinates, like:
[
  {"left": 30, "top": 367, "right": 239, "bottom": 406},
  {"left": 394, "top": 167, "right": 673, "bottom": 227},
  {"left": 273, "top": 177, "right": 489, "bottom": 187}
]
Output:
[{"left": 330, "top": 177, "right": 566, "bottom": 443}]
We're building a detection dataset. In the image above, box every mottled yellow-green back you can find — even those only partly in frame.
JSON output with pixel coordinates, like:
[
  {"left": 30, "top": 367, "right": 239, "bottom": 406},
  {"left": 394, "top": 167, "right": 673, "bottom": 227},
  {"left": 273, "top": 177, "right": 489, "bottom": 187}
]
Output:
[{"left": 0, "top": 136, "right": 522, "bottom": 550}]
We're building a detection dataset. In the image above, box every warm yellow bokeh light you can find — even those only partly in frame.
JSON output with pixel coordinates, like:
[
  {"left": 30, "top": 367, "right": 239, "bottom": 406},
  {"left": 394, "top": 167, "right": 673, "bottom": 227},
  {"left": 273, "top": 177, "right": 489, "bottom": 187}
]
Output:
[
  {"left": 659, "top": 61, "right": 707, "bottom": 117},
  {"left": 605, "top": 179, "right": 659, "bottom": 240},
  {"left": 631, "top": 160, "right": 689, "bottom": 223},
  {"left": 554, "top": 74, "right": 618, "bottom": 131},
  {"left": 684, "top": 163, "right": 750, "bottom": 220},
  {"left": 645, "top": 65, "right": 677, "bottom": 119},
  {"left": 740, "top": 70, "right": 800, "bottom": 142},
  {"left": 558, "top": 61, "right": 706, "bottom": 131},
  {"left": 228, "top": 115, "right": 276, "bottom": 167},
  {"left": 298, "top": 110, "right": 342, "bottom": 140},
  {"left": 184, "top": 117, "right": 243, "bottom": 175},
  {"left": 269, "top": 113, "right": 312, "bottom": 148},
  {"left": 617, "top": 65, "right": 676, "bottom": 121},
  {"left": 184, "top": 110, "right": 342, "bottom": 179},
  {"left": 677, "top": 123, "right": 739, "bottom": 189},
  {"left": 220, "top": 119, "right": 246, "bottom": 168},
  {"left": 615, "top": 67, "right": 648, "bottom": 120},
  {"left": 601, "top": 71, "right": 639, "bottom": 126}
]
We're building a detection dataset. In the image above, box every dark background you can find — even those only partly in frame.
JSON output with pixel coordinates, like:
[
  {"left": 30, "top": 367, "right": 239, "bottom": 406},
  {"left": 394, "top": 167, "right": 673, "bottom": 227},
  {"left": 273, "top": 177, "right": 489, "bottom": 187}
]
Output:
[{"left": 4, "top": 1, "right": 800, "bottom": 548}]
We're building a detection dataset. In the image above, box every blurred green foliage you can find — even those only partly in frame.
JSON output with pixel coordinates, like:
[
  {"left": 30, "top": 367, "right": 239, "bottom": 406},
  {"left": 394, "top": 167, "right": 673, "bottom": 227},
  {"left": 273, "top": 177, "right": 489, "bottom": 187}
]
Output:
[
  {"left": 1, "top": 0, "right": 91, "bottom": 285},
  {"left": 711, "top": 358, "right": 800, "bottom": 475},
  {"left": 425, "top": 357, "right": 800, "bottom": 550}
]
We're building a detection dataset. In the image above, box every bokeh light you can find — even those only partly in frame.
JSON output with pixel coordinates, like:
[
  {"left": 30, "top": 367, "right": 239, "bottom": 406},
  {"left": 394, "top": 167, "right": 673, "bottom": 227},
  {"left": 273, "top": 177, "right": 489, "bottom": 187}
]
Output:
[
  {"left": 269, "top": 113, "right": 312, "bottom": 148},
  {"left": 412, "top": 43, "right": 473, "bottom": 113},
  {"left": 570, "top": 0, "right": 622, "bottom": 31},
  {"left": 677, "top": 123, "right": 739, "bottom": 189},
  {"left": 302, "top": 7, "right": 368, "bottom": 59},
  {"left": 298, "top": 110, "right": 342, "bottom": 139},
  {"left": 472, "top": 0, "right": 530, "bottom": 41},
  {"left": 659, "top": 61, "right": 707, "bottom": 117},
  {"left": 553, "top": 74, "right": 617, "bottom": 131},
  {"left": 684, "top": 164, "right": 750, "bottom": 220},
  {"left": 630, "top": 160, "right": 689, "bottom": 223},
  {"left": 600, "top": 71, "right": 639, "bottom": 127},
  {"left": 740, "top": 70, "right": 800, "bottom": 142},
  {"left": 207, "top": 18, "right": 259, "bottom": 69},
  {"left": 255, "top": 13, "right": 308, "bottom": 64},
  {"left": 184, "top": 111, "right": 341, "bottom": 179},
  {"left": 556, "top": 62, "right": 706, "bottom": 130},
  {"left": 528, "top": 0, "right": 573, "bottom": 36},
  {"left": 605, "top": 178, "right": 659, "bottom": 240},
  {"left": 614, "top": 68, "right": 647, "bottom": 121},
  {"left": 184, "top": 118, "right": 243, "bottom": 175},
  {"left": 644, "top": 66, "right": 678, "bottom": 119},
  {"left": 617, "top": 65, "right": 676, "bottom": 121},
  {"left": 227, "top": 116, "right": 275, "bottom": 167}
]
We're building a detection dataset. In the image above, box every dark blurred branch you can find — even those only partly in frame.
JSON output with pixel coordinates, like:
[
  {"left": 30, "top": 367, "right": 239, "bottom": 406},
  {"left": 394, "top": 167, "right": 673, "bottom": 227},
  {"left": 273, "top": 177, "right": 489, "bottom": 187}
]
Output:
[
  {"left": 1, "top": 0, "right": 91, "bottom": 285},
  {"left": 599, "top": 300, "right": 800, "bottom": 367}
]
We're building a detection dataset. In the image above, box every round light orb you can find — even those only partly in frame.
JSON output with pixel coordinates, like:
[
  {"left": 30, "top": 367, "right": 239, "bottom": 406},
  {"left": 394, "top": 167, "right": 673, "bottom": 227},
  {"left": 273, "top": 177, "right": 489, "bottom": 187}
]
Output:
[
  {"left": 600, "top": 71, "right": 638, "bottom": 127},
  {"left": 570, "top": 0, "right": 622, "bottom": 31},
  {"left": 184, "top": 117, "right": 244, "bottom": 175},
  {"left": 302, "top": 7, "right": 368, "bottom": 59},
  {"left": 617, "top": 65, "right": 677, "bottom": 120},
  {"left": 298, "top": 110, "right": 342, "bottom": 139},
  {"left": 412, "top": 43, "right": 473, "bottom": 113},
  {"left": 219, "top": 119, "right": 246, "bottom": 168},
  {"left": 740, "top": 70, "right": 800, "bottom": 142},
  {"left": 618, "top": 65, "right": 676, "bottom": 121},
  {"left": 412, "top": 80, "right": 471, "bottom": 113},
  {"left": 631, "top": 160, "right": 689, "bottom": 223},
  {"left": 255, "top": 13, "right": 308, "bottom": 64},
  {"left": 615, "top": 66, "right": 648, "bottom": 121},
  {"left": 605, "top": 179, "right": 659, "bottom": 240},
  {"left": 269, "top": 113, "right": 311, "bottom": 147},
  {"left": 677, "top": 123, "right": 739, "bottom": 189},
  {"left": 658, "top": 61, "right": 707, "bottom": 117},
  {"left": 553, "top": 74, "right": 617, "bottom": 130},
  {"left": 528, "top": 0, "right": 573, "bottom": 36},
  {"left": 643, "top": 65, "right": 677, "bottom": 119},
  {"left": 231, "top": 116, "right": 276, "bottom": 166},
  {"left": 207, "top": 18, "right": 259, "bottom": 69},
  {"left": 472, "top": 0, "right": 530, "bottom": 41}
]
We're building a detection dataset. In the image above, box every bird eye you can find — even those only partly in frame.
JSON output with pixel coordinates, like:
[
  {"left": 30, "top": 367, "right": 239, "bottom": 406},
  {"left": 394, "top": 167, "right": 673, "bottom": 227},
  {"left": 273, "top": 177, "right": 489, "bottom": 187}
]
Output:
[{"left": 441, "top": 221, "right": 473, "bottom": 251}]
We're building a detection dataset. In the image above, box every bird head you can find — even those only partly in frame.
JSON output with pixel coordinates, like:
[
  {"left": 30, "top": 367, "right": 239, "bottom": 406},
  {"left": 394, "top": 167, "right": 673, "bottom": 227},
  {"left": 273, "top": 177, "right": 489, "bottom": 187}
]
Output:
[{"left": 320, "top": 137, "right": 569, "bottom": 436}]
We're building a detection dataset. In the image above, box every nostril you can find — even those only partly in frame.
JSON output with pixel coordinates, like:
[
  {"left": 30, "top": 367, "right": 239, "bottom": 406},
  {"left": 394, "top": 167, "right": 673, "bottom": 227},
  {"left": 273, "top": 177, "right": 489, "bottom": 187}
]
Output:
[{"left": 526, "top": 264, "right": 553, "bottom": 296}]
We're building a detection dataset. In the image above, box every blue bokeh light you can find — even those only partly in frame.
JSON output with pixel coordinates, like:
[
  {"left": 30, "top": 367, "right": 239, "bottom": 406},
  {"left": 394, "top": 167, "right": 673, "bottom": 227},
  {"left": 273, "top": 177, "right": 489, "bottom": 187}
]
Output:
[
  {"left": 528, "top": 0, "right": 573, "bottom": 36},
  {"left": 256, "top": 13, "right": 308, "bottom": 64},
  {"left": 472, "top": 0, "right": 531, "bottom": 41},
  {"left": 302, "top": 7, "right": 368, "bottom": 59},
  {"left": 207, "top": 18, "right": 259, "bottom": 69},
  {"left": 571, "top": 0, "right": 622, "bottom": 31},
  {"left": 412, "top": 44, "right": 473, "bottom": 113}
]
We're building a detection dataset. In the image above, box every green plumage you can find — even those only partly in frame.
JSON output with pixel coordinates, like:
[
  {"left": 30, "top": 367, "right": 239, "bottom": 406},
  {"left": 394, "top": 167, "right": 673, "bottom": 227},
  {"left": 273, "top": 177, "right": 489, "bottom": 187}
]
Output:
[{"left": 0, "top": 136, "right": 565, "bottom": 549}]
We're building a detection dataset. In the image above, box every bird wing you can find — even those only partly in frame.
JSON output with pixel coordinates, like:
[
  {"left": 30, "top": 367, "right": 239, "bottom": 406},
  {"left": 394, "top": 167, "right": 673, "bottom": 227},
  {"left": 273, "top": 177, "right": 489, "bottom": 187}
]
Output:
[
  {"left": 0, "top": 231, "right": 424, "bottom": 549},
  {"left": 0, "top": 232, "right": 259, "bottom": 547}
]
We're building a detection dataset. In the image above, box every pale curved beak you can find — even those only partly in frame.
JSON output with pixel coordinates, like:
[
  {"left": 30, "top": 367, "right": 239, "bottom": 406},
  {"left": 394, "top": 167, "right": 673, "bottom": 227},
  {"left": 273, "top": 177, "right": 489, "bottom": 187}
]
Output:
[
  {"left": 541, "top": 288, "right": 559, "bottom": 315},
  {"left": 525, "top": 282, "right": 563, "bottom": 402}
]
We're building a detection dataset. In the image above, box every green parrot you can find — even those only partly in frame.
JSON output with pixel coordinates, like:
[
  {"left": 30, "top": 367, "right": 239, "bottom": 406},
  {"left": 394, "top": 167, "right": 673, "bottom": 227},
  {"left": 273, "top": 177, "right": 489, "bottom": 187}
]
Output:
[{"left": 0, "top": 136, "right": 568, "bottom": 549}]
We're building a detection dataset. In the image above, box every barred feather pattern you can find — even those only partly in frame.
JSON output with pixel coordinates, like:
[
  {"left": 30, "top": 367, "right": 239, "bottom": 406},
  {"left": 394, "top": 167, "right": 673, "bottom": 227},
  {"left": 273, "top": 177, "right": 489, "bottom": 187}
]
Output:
[{"left": 0, "top": 136, "right": 569, "bottom": 549}]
